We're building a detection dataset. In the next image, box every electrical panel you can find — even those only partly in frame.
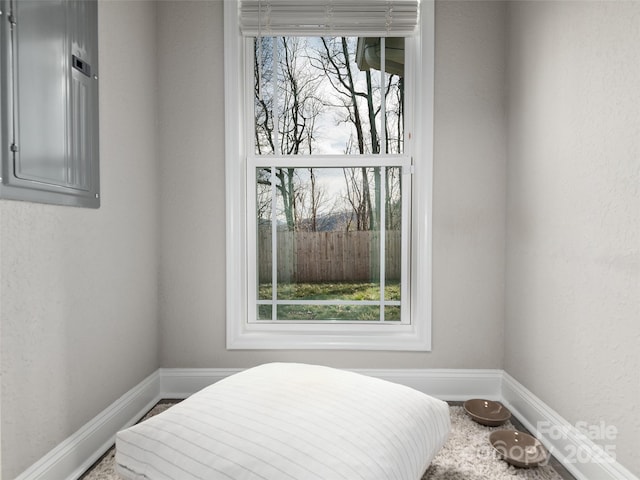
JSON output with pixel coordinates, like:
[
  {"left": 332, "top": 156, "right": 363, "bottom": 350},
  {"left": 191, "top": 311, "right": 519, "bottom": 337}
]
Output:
[{"left": 0, "top": 0, "right": 100, "bottom": 208}]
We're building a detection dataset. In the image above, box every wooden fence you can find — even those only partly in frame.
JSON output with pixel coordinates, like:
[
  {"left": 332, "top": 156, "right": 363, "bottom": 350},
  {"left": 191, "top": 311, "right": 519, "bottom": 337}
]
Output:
[{"left": 258, "top": 230, "right": 401, "bottom": 283}]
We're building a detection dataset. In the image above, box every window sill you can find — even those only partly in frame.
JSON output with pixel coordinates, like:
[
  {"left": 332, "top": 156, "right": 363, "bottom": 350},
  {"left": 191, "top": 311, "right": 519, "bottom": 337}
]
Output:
[{"left": 226, "top": 322, "right": 431, "bottom": 351}]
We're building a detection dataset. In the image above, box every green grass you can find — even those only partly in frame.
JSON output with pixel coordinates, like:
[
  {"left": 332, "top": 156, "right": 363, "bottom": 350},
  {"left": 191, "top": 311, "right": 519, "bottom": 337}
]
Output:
[
  {"left": 258, "top": 281, "right": 401, "bottom": 301},
  {"left": 257, "top": 281, "right": 401, "bottom": 321}
]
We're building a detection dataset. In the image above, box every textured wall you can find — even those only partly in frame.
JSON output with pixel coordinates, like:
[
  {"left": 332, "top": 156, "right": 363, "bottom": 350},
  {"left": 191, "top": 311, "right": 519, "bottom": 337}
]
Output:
[
  {"left": 4, "top": 1, "right": 638, "bottom": 477},
  {"left": 157, "top": 0, "right": 508, "bottom": 369},
  {"left": 505, "top": 1, "right": 640, "bottom": 475},
  {"left": 0, "top": 1, "right": 160, "bottom": 477}
]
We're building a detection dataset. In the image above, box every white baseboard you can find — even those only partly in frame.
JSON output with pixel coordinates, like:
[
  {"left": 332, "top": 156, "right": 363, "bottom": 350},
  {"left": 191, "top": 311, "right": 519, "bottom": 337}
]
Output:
[
  {"left": 159, "top": 367, "right": 244, "bottom": 398},
  {"left": 14, "top": 367, "right": 638, "bottom": 480},
  {"left": 501, "top": 372, "right": 637, "bottom": 480},
  {"left": 350, "top": 368, "right": 503, "bottom": 401},
  {"left": 14, "top": 371, "right": 161, "bottom": 480},
  {"left": 160, "top": 366, "right": 504, "bottom": 401}
]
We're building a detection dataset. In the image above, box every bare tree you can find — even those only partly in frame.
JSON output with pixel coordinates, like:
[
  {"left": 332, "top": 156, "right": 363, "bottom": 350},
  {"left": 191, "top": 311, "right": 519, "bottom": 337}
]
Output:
[
  {"left": 342, "top": 167, "right": 374, "bottom": 231},
  {"left": 309, "top": 36, "right": 406, "bottom": 225},
  {"left": 313, "top": 37, "right": 392, "bottom": 231},
  {"left": 308, "top": 168, "right": 322, "bottom": 231},
  {"left": 255, "top": 36, "right": 404, "bottom": 234},
  {"left": 254, "top": 38, "right": 275, "bottom": 155},
  {"left": 385, "top": 167, "right": 402, "bottom": 230},
  {"left": 254, "top": 37, "right": 326, "bottom": 231}
]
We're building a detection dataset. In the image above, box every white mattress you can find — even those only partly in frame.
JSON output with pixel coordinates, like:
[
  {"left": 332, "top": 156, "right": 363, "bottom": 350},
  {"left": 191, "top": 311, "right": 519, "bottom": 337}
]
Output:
[{"left": 116, "top": 363, "right": 450, "bottom": 480}]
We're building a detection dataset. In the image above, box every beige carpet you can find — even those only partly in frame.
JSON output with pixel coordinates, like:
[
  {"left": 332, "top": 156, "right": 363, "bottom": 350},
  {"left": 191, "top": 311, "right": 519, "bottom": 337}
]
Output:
[{"left": 82, "top": 403, "right": 567, "bottom": 480}]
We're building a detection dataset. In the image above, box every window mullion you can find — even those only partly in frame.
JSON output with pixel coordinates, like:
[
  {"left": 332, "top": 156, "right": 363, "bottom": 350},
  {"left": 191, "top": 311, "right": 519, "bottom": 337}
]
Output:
[
  {"left": 401, "top": 165, "right": 412, "bottom": 324},
  {"left": 272, "top": 37, "right": 280, "bottom": 154},
  {"left": 270, "top": 166, "right": 278, "bottom": 321},
  {"left": 379, "top": 38, "right": 387, "bottom": 322},
  {"left": 380, "top": 37, "right": 386, "bottom": 154},
  {"left": 270, "top": 36, "right": 280, "bottom": 322},
  {"left": 379, "top": 166, "right": 387, "bottom": 322}
]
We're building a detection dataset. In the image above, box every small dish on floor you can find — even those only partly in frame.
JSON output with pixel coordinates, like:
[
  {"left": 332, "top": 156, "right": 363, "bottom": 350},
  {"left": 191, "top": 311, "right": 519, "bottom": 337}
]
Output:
[
  {"left": 489, "top": 430, "right": 549, "bottom": 468},
  {"left": 463, "top": 399, "right": 511, "bottom": 426}
]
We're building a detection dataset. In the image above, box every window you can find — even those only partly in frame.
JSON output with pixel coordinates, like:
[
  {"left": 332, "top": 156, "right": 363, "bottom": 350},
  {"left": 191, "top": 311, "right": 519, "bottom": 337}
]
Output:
[{"left": 224, "top": 0, "right": 434, "bottom": 350}]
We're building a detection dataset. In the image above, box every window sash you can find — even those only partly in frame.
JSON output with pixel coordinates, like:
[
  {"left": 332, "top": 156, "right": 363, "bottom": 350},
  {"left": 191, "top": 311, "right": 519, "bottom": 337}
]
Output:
[
  {"left": 247, "top": 156, "right": 412, "bottom": 325},
  {"left": 253, "top": 36, "right": 404, "bottom": 156},
  {"left": 239, "top": 0, "right": 420, "bottom": 37}
]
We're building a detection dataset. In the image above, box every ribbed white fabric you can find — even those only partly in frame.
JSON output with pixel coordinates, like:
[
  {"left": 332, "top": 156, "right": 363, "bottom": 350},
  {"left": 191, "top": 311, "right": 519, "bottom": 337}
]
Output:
[
  {"left": 239, "top": 0, "right": 420, "bottom": 37},
  {"left": 116, "top": 363, "right": 450, "bottom": 480}
]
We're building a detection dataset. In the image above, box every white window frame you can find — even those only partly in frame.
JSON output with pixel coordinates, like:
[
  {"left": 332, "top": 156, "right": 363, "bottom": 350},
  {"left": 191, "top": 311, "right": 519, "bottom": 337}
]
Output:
[{"left": 224, "top": 0, "right": 434, "bottom": 350}]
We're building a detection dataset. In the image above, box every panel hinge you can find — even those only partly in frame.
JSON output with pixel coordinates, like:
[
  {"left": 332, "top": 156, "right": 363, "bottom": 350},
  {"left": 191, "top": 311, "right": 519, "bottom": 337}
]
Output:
[
  {"left": 8, "top": 14, "right": 16, "bottom": 26},
  {"left": 10, "top": 143, "right": 19, "bottom": 153},
  {"left": 403, "top": 164, "right": 415, "bottom": 175}
]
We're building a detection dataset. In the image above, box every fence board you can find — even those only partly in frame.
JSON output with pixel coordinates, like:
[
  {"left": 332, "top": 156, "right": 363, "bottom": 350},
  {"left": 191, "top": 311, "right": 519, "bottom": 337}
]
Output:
[{"left": 258, "top": 230, "right": 401, "bottom": 283}]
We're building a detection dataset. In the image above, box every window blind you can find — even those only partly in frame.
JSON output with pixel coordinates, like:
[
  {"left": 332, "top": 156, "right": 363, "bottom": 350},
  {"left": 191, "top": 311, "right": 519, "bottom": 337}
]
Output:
[{"left": 239, "top": 0, "right": 420, "bottom": 37}]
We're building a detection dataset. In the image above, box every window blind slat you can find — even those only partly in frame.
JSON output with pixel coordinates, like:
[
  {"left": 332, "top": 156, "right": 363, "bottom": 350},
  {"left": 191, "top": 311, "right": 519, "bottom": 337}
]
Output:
[{"left": 239, "top": 0, "right": 420, "bottom": 37}]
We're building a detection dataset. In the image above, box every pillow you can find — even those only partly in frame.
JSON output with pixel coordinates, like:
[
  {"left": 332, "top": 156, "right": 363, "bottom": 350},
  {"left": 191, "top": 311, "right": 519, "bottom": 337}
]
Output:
[{"left": 116, "top": 363, "right": 450, "bottom": 480}]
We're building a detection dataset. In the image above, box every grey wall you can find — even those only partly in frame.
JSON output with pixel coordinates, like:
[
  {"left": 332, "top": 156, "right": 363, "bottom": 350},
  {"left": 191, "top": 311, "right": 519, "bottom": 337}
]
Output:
[
  {"left": 158, "top": 1, "right": 508, "bottom": 370},
  {"left": 8, "top": 1, "right": 638, "bottom": 478},
  {"left": 0, "top": 1, "right": 160, "bottom": 477},
  {"left": 505, "top": 1, "right": 640, "bottom": 476}
]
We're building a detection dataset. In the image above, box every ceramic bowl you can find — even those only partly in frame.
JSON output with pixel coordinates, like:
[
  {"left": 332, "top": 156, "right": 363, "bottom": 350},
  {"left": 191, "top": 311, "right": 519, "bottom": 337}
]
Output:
[
  {"left": 463, "top": 399, "right": 511, "bottom": 426},
  {"left": 489, "top": 430, "right": 549, "bottom": 468}
]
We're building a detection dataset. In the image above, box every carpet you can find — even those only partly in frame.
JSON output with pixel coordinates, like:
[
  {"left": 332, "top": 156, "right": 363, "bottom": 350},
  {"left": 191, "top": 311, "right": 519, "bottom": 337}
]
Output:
[
  {"left": 81, "top": 403, "right": 565, "bottom": 480},
  {"left": 422, "top": 406, "right": 564, "bottom": 479}
]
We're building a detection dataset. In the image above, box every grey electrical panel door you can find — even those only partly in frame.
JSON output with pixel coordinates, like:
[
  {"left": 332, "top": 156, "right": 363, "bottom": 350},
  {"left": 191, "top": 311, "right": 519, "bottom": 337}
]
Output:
[{"left": 0, "top": 0, "right": 99, "bottom": 208}]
